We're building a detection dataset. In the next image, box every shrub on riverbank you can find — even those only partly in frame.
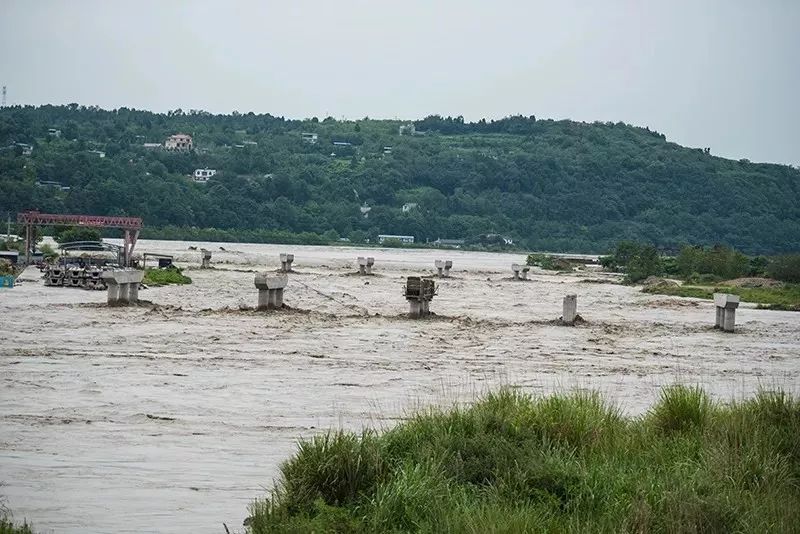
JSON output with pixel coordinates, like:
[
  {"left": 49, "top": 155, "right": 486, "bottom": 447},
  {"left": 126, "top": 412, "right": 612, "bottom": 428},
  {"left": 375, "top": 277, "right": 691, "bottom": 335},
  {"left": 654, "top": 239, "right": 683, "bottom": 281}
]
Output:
[
  {"left": 642, "top": 283, "right": 800, "bottom": 311},
  {"left": 526, "top": 253, "right": 573, "bottom": 271},
  {"left": 248, "top": 386, "right": 800, "bottom": 532},
  {"left": 142, "top": 267, "right": 192, "bottom": 286}
]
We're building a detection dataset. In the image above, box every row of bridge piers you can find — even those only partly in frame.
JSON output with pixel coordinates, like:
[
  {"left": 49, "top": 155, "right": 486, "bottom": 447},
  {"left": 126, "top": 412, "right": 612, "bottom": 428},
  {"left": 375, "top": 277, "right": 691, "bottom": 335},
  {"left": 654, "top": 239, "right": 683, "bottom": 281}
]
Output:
[{"left": 98, "top": 252, "right": 744, "bottom": 331}]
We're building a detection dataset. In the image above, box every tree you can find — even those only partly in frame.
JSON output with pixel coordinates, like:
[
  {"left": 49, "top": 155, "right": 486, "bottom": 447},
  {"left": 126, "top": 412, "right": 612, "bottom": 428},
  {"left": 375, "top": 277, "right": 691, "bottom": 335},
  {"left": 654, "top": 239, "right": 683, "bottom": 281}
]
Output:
[{"left": 53, "top": 226, "right": 102, "bottom": 243}]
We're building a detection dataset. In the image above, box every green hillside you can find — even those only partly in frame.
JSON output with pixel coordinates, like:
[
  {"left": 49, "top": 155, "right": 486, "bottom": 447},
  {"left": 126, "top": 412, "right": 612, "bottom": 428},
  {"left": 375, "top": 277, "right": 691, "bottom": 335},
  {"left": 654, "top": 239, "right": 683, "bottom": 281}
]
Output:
[{"left": 1, "top": 106, "right": 798, "bottom": 253}]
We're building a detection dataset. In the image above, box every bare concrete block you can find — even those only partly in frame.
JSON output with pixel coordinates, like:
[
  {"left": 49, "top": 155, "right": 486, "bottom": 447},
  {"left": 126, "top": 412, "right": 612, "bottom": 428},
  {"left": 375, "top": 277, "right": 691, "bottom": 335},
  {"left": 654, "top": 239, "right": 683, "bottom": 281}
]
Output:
[
  {"left": 201, "top": 249, "right": 212, "bottom": 269},
  {"left": 562, "top": 294, "right": 577, "bottom": 325}
]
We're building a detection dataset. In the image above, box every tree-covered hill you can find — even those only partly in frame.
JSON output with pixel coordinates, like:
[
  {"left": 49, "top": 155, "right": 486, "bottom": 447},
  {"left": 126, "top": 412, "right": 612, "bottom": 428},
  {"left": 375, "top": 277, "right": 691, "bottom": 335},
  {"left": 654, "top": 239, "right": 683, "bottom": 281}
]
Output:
[{"left": 1, "top": 105, "right": 798, "bottom": 254}]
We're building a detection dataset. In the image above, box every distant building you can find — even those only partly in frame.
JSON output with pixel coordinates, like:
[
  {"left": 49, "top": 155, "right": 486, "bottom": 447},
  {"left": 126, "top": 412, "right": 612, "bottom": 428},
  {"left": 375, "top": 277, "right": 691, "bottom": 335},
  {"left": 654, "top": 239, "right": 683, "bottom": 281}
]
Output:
[
  {"left": 242, "top": 140, "right": 258, "bottom": 146},
  {"left": 35, "top": 180, "right": 70, "bottom": 191},
  {"left": 434, "top": 238, "right": 465, "bottom": 248},
  {"left": 192, "top": 168, "right": 217, "bottom": 183},
  {"left": 398, "top": 123, "right": 415, "bottom": 136},
  {"left": 402, "top": 203, "right": 418, "bottom": 213},
  {"left": 332, "top": 141, "right": 352, "bottom": 147},
  {"left": 378, "top": 234, "right": 414, "bottom": 244},
  {"left": 48, "top": 128, "right": 61, "bottom": 137},
  {"left": 143, "top": 143, "right": 162, "bottom": 149},
  {"left": 301, "top": 132, "right": 318, "bottom": 144},
  {"left": 165, "top": 134, "right": 193, "bottom": 151},
  {"left": 383, "top": 146, "right": 392, "bottom": 154},
  {"left": 16, "top": 143, "right": 33, "bottom": 155},
  {"left": 88, "top": 149, "right": 106, "bottom": 158}
]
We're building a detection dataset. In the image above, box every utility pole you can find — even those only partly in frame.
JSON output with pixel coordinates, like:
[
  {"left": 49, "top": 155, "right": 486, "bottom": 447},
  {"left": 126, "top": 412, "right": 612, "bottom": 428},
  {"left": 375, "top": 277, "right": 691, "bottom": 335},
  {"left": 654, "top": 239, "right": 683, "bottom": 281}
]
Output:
[
  {"left": 6, "top": 213, "right": 10, "bottom": 239},
  {"left": 1, "top": 86, "right": 6, "bottom": 107}
]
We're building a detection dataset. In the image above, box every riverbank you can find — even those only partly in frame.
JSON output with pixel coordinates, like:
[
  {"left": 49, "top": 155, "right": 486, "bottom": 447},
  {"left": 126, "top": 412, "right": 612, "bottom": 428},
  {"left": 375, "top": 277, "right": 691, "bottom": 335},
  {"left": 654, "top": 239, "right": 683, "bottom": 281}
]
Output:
[
  {"left": 249, "top": 386, "right": 800, "bottom": 532},
  {"left": 643, "top": 282, "right": 800, "bottom": 311}
]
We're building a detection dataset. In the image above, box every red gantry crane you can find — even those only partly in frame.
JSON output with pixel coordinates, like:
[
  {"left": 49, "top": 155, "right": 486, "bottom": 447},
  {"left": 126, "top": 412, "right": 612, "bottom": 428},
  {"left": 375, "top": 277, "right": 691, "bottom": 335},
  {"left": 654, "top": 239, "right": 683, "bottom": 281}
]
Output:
[{"left": 17, "top": 211, "right": 143, "bottom": 267}]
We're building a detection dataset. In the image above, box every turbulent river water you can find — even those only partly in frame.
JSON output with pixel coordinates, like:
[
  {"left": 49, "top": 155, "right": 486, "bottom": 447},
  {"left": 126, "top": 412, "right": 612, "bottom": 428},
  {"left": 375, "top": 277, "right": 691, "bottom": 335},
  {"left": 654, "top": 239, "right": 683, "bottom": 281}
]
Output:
[{"left": 1, "top": 240, "right": 798, "bottom": 533}]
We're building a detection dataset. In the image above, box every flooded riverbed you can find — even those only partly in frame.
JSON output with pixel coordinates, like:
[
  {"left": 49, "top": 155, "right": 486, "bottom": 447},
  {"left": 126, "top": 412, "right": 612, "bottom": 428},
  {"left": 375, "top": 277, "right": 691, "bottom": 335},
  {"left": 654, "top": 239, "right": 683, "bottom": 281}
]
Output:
[{"left": 1, "top": 240, "right": 798, "bottom": 533}]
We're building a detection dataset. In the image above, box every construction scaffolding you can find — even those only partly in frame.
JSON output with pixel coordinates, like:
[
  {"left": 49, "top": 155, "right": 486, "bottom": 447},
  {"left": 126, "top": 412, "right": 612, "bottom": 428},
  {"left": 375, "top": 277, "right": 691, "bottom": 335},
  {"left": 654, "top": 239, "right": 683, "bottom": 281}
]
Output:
[{"left": 17, "top": 211, "right": 143, "bottom": 267}]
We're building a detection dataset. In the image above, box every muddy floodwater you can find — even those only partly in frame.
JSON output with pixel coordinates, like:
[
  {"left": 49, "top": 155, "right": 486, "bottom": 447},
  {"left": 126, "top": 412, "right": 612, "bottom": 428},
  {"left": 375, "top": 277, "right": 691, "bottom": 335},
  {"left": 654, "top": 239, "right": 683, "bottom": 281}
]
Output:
[{"left": 1, "top": 240, "right": 798, "bottom": 533}]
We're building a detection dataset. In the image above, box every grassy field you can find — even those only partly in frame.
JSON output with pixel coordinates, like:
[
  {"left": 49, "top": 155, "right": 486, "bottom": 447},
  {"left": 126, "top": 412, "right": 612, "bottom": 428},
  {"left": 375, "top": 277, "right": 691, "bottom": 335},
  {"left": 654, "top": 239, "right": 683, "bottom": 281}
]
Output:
[
  {"left": 642, "top": 283, "right": 800, "bottom": 311},
  {"left": 142, "top": 267, "right": 192, "bottom": 286},
  {"left": 248, "top": 386, "right": 800, "bottom": 533}
]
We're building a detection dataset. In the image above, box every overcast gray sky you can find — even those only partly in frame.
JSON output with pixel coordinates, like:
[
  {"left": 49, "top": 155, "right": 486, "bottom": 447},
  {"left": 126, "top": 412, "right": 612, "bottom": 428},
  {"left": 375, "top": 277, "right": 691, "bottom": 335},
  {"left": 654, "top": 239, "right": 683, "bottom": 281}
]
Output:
[{"left": 1, "top": 1, "right": 798, "bottom": 165}]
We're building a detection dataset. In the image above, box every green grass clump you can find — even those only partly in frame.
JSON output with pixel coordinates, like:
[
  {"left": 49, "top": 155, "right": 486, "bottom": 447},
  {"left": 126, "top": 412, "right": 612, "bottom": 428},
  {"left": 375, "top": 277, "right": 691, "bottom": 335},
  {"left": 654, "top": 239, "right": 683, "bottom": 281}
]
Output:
[
  {"left": 142, "top": 267, "right": 192, "bottom": 286},
  {"left": 643, "top": 283, "right": 800, "bottom": 310},
  {"left": 526, "top": 253, "right": 573, "bottom": 271},
  {"left": 0, "top": 517, "right": 33, "bottom": 534},
  {"left": 649, "top": 385, "right": 711, "bottom": 434},
  {"left": 248, "top": 387, "right": 800, "bottom": 533}
]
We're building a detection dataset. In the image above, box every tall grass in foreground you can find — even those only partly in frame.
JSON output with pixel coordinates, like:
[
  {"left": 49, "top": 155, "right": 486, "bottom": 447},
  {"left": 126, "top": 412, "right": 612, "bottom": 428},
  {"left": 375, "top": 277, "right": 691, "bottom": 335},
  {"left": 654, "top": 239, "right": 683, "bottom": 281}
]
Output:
[
  {"left": 0, "top": 518, "right": 32, "bottom": 534},
  {"left": 248, "top": 387, "right": 800, "bottom": 533}
]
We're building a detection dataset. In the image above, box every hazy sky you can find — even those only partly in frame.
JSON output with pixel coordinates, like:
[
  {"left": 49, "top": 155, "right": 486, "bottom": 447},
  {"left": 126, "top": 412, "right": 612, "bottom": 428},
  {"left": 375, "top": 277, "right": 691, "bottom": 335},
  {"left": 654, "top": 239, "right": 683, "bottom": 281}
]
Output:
[{"left": 2, "top": 1, "right": 798, "bottom": 165}]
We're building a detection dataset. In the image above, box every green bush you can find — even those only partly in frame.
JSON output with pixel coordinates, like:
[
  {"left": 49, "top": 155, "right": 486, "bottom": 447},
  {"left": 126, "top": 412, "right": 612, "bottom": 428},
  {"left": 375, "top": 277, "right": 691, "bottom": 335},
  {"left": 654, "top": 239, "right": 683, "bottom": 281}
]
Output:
[
  {"left": 248, "top": 387, "right": 800, "bottom": 533},
  {"left": 684, "top": 272, "right": 724, "bottom": 285},
  {"left": 0, "top": 516, "right": 33, "bottom": 534},
  {"left": 600, "top": 241, "right": 663, "bottom": 282},
  {"left": 648, "top": 385, "right": 711, "bottom": 434},
  {"left": 53, "top": 226, "right": 102, "bottom": 244},
  {"left": 0, "top": 259, "right": 13, "bottom": 276},
  {"left": 642, "top": 284, "right": 800, "bottom": 310},
  {"left": 526, "top": 254, "right": 572, "bottom": 271},
  {"left": 767, "top": 255, "right": 800, "bottom": 283},
  {"left": 142, "top": 267, "right": 192, "bottom": 286},
  {"left": 675, "top": 245, "right": 749, "bottom": 280},
  {"left": 39, "top": 244, "right": 58, "bottom": 260}
]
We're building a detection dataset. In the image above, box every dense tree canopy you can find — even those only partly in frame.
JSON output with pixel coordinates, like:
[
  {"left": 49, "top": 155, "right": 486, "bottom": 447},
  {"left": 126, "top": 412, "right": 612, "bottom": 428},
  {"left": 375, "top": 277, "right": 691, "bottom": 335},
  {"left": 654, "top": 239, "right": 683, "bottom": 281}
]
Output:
[{"left": 1, "top": 105, "right": 798, "bottom": 254}]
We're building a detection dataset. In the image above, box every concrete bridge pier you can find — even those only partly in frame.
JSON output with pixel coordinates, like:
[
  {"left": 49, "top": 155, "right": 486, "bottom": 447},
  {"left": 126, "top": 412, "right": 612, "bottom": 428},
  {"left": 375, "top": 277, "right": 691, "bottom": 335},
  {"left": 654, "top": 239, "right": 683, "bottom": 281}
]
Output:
[
  {"left": 279, "top": 253, "right": 295, "bottom": 273},
  {"left": 714, "top": 293, "right": 740, "bottom": 332},
  {"left": 102, "top": 270, "right": 145, "bottom": 306},
  {"left": 562, "top": 294, "right": 577, "bottom": 325},
  {"left": 201, "top": 249, "right": 212, "bottom": 269},
  {"left": 405, "top": 276, "right": 436, "bottom": 318},
  {"left": 511, "top": 264, "right": 530, "bottom": 280},
  {"left": 358, "top": 257, "right": 375, "bottom": 275},
  {"left": 435, "top": 260, "right": 453, "bottom": 278},
  {"left": 255, "top": 273, "right": 289, "bottom": 310}
]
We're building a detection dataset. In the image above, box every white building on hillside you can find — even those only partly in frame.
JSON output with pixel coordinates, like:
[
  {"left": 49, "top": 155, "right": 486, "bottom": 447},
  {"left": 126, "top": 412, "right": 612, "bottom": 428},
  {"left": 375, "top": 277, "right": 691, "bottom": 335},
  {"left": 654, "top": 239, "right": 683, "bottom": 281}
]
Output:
[
  {"left": 192, "top": 168, "right": 216, "bottom": 183},
  {"left": 378, "top": 234, "right": 414, "bottom": 244},
  {"left": 165, "top": 133, "right": 193, "bottom": 151}
]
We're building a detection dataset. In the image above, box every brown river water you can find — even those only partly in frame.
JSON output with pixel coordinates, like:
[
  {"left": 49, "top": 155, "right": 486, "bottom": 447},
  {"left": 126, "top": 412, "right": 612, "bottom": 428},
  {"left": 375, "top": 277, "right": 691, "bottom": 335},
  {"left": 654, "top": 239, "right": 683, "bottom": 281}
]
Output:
[{"left": 1, "top": 240, "right": 798, "bottom": 533}]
